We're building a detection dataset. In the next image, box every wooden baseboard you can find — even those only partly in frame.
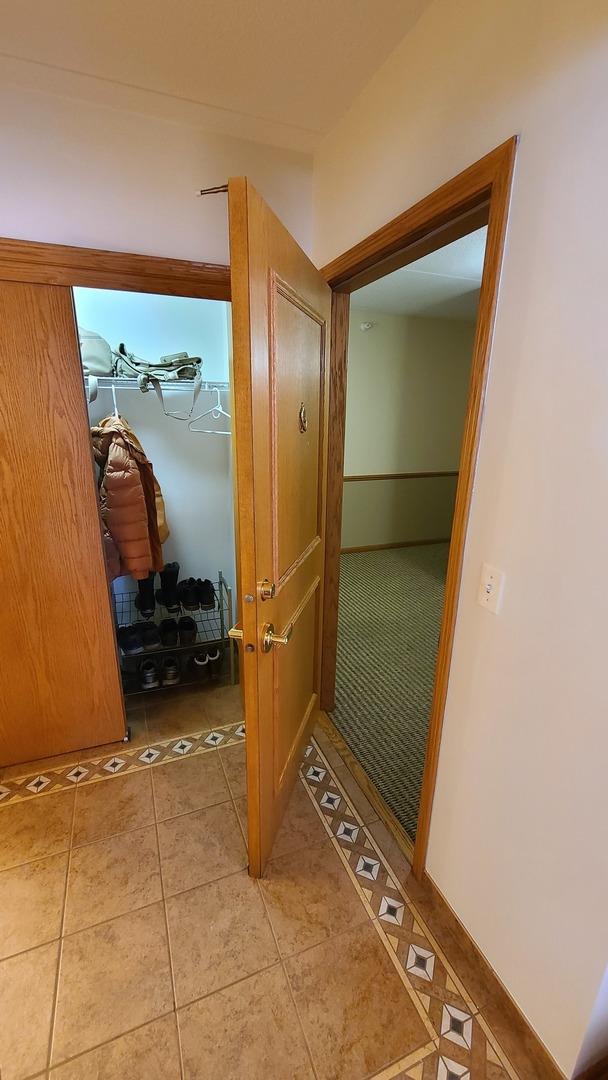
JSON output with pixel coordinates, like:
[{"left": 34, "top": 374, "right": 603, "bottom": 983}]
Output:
[
  {"left": 575, "top": 1057, "right": 608, "bottom": 1080},
  {"left": 340, "top": 537, "right": 450, "bottom": 554}
]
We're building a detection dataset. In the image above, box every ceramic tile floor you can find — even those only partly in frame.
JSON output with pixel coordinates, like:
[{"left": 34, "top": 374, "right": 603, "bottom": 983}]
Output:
[{"left": 0, "top": 686, "right": 556, "bottom": 1080}]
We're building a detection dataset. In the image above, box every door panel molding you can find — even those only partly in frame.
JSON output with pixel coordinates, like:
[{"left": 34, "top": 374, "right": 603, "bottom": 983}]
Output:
[{"left": 320, "top": 137, "right": 518, "bottom": 879}]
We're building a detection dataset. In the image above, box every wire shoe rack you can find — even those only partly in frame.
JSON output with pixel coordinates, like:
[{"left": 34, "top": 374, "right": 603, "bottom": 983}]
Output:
[{"left": 112, "top": 570, "right": 235, "bottom": 695}]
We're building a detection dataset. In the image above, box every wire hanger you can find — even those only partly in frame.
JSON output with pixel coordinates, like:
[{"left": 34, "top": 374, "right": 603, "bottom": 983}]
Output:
[{"left": 188, "top": 386, "right": 231, "bottom": 435}]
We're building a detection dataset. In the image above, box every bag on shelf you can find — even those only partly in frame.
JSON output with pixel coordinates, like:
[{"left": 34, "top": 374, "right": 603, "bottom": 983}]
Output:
[
  {"left": 114, "top": 344, "right": 204, "bottom": 419},
  {"left": 79, "top": 327, "right": 114, "bottom": 402}
]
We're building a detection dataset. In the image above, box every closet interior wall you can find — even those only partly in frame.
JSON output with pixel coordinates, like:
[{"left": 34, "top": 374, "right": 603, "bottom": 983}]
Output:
[{"left": 76, "top": 289, "right": 236, "bottom": 594}]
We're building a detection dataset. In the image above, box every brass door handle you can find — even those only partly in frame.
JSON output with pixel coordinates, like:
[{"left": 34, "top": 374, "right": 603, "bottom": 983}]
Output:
[
  {"left": 261, "top": 622, "right": 293, "bottom": 653},
  {"left": 228, "top": 625, "right": 244, "bottom": 641}
]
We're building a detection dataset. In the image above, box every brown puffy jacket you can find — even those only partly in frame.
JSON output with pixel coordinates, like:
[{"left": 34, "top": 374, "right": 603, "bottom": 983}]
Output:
[{"left": 91, "top": 416, "right": 169, "bottom": 580}]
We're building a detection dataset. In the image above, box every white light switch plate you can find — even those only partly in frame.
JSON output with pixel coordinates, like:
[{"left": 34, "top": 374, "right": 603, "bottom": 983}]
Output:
[{"left": 478, "top": 562, "right": 505, "bottom": 613}]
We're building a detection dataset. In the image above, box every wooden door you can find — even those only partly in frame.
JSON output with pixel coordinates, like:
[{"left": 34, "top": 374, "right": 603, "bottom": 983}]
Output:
[
  {"left": 229, "top": 179, "right": 331, "bottom": 876},
  {"left": 0, "top": 281, "right": 126, "bottom": 767}
]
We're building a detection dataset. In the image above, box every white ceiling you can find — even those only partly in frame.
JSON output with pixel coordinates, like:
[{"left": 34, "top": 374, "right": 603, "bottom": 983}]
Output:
[
  {"left": 351, "top": 227, "right": 488, "bottom": 320},
  {"left": 0, "top": 0, "right": 430, "bottom": 150}
]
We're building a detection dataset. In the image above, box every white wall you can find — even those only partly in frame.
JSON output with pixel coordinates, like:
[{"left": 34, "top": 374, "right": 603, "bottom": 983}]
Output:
[
  {"left": 0, "top": 74, "right": 312, "bottom": 263},
  {"left": 77, "top": 289, "right": 236, "bottom": 595},
  {"left": 314, "top": 1, "right": 608, "bottom": 1074}
]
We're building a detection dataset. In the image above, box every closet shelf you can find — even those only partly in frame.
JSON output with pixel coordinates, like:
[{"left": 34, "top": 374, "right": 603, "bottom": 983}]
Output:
[{"left": 85, "top": 377, "right": 230, "bottom": 393}]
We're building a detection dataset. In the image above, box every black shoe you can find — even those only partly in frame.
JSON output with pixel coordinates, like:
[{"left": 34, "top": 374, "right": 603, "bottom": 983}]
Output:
[
  {"left": 161, "top": 656, "right": 180, "bottom": 686},
  {"left": 139, "top": 658, "right": 160, "bottom": 690},
  {"left": 155, "top": 562, "right": 180, "bottom": 612},
  {"left": 196, "top": 578, "right": 216, "bottom": 610},
  {"left": 136, "top": 622, "right": 161, "bottom": 650},
  {"left": 135, "top": 572, "right": 156, "bottom": 618},
  {"left": 177, "top": 578, "right": 199, "bottom": 610},
  {"left": 207, "top": 646, "right": 223, "bottom": 679},
  {"left": 117, "top": 624, "right": 144, "bottom": 655},
  {"left": 159, "top": 618, "right": 179, "bottom": 647},
  {"left": 178, "top": 616, "right": 197, "bottom": 645}
]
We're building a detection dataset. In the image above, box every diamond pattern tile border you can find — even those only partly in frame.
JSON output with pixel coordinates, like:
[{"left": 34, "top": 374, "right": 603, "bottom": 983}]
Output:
[
  {"left": 0, "top": 721, "right": 244, "bottom": 807},
  {"left": 299, "top": 740, "right": 520, "bottom": 1080}
]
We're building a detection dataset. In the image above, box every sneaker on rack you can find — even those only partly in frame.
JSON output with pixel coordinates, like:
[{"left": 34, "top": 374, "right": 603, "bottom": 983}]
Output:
[
  {"left": 155, "top": 562, "right": 180, "bottom": 612},
  {"left": 193, "top": 651, "right": 209, "bottom": 673},
  {"left": 159, "top": 618, "right": 179, "bottom": 647},
  {"left": 139, "top": 658, "right": 160, "bottom": 690},
  {"left": 196, "top": 578, "right": 216, "bottom": 610},
  {"left": 206, "top": 646, "right": 223, "bottom": 680},
  {"left": 178, "top": 616, "right": 198, "bottom": 645},
  {"left": 135, "top": 572, "right": 156, "bottom": 618},
  {"left": 161, "top": 657, "right": 180, "bottom": 686},
  {"left": 117, "top": 625, "right": 144, "bottom": 656},
  {"left": 177, "top": 578, "right": 200, "bottom": 610}
]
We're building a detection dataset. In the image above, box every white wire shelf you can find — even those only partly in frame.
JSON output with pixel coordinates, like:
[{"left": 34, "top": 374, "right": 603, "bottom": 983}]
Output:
[{"left": 84, "top": 377, "right": 230, "bottom": 393}]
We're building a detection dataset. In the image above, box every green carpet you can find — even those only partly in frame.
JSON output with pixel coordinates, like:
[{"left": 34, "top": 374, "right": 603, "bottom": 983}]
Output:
[{"left": 330, "top": 544, "right": 449, "bottom": 842}]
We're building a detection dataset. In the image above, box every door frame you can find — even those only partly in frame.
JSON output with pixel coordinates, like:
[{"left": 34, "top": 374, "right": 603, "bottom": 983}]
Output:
[{"left": 319, "top": 137, "right": 517, "bottom": 878}]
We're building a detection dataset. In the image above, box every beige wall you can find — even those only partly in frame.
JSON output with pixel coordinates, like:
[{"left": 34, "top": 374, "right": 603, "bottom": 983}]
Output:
[
  {"left": 0, "top": 70, "right": 312, "bottom": 263},
  {"left": 342, "top": 308, "right": 473, "bottom": 548},
  {"left": 314, "top": 1, "right": 608, "bottom": 1072}
]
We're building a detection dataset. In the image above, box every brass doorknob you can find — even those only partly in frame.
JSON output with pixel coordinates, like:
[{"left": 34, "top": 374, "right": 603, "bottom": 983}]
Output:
[
  {"left": 261, "top": 622, "right": 293, "bottom": 653},
  {"left": 228, "top": 625, "right": 244, "bottom": 641}
]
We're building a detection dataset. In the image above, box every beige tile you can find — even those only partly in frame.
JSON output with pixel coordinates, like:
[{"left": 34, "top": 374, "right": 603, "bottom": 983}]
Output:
[
  {"left": 145, "top": 689, "right": 209, "bottom": 742},
  {"left": 261, "top": 840, "right": 366, "bottom": 957},
  {"left": 333, "top": 764, "right": 379, "bottom": 823},
  {"left": 199, "top": 683, "right": 243, "bottom": 727},
  {"left": 286, "top": 922, "right": 429, "bottom": 1080},
  {"left": 52, "top": 903, "right": 173, "bottom": 1065},
  {"left": 64, "top": 826, "right": 162, "bottom": 934},
  {"left": 49, "top": 1013, "right": 181, "bottom": 1080},
  {"left": 152, "top": 753, "right": 229, "bottom": 821},
  {"left": 178, "top": 964, "right": 314, "bottom": 1080},
  {"left": 73, "top": 771, "right": 154, "bottom": 847},
  {"left": 0, "top": 852, "right": 67, "bottom": 959},
  {"left": 235, "top": 778, "right": 326, "bottom": 859},
  {"left": 219, "top": 742, "right": 247, "bottom": 798},
  {"left": 158, "top": 802, "right": 247, "bottom": 896},
  {"left": 0, "top": 940, "right": 59, "bottom": 1080},
  {"left": 81, "top": 713, "right": 148, "bottom": 763},
  {"left": 0, "top": 790, "right": 74, "bottom": 871},
  {"left": 167, "top": 869, "right": 278, "bottom": 1005},
  {"left": 367, "top": 818, "right": 412, "bottom": 886},
  {"left": 312, "top": 725, "right": 346, "bottom": 770},
  {"left": 2, "top": 748, "right": 81, "bottom": 781}
]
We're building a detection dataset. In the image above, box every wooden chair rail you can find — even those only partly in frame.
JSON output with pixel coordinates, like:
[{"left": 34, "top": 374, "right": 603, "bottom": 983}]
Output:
[{"left": 343, "top": 470, "right": 458, "bottom": 482}]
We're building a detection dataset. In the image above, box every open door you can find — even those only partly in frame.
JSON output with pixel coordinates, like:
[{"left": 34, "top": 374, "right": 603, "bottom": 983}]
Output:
[{"left": 228, "top": 178, "right": 331, "bottom": 876}]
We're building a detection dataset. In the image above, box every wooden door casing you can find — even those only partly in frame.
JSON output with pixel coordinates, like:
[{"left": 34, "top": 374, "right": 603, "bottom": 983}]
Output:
[
  {"left": 0, "top": 281, "right": 126, "bottom": 766},
  {"left": 229, "top": 178, "right": 331, "bottom": 876}
]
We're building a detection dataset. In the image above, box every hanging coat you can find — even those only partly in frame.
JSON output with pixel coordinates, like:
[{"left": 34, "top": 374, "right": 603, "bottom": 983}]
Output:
[{"left": 91, "top": 415, "right": 169, "bottom": 580}]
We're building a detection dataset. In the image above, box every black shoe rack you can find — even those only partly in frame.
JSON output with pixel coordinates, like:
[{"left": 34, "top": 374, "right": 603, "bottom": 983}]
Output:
[{"left": 112, "top": 570, "right": 236, "bottom": 697}]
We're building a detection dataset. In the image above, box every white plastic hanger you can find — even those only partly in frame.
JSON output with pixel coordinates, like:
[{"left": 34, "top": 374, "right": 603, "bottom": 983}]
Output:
[
  {"left": 111, "top": 382, "right": 120, "bottom": 418},
  {"left": 188, "top": 386, "right": 231, "bottom": 435}
]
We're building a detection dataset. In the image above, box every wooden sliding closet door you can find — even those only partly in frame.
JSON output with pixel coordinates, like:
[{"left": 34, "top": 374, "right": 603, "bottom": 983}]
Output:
[{"left": 0, "top": 281, "right": 125, "bottom": 767}]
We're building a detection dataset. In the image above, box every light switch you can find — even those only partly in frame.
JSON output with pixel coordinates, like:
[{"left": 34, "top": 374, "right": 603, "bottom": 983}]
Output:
[{"left": 478, "top": 562, "right": 505, "bottom": 614}]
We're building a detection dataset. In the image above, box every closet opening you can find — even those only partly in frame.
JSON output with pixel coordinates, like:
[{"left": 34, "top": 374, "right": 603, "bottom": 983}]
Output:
[
  {"left": 73, "top": 285, "right": 241, "bottom": 741},
  {"left": 328, "top": 226, "right": 487, "bottom": 853}
]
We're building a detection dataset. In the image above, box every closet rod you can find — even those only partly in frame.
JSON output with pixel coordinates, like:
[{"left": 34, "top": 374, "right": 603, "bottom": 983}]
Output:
[{"left": 84, "top": 377, "right": 230, "bottom": 393}]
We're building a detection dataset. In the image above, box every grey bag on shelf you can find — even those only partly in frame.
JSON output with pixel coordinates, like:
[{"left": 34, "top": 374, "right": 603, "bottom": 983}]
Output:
[
  {"left": 79, "top": 327, "right": 115, "bottom": 402},
  {"left": 113, "top": 344, "right": 204, "bottom": 419}
]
